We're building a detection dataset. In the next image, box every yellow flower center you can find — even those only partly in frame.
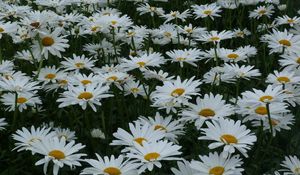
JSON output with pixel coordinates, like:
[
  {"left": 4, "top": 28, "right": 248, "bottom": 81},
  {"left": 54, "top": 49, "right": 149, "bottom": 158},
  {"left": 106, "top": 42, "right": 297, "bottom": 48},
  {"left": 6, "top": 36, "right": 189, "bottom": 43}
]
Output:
[
  {"left": 198, "top": 108, "right": 216, "bottom": 117},
  {"left": 210, "top": 37, "right": 220, "bottom": 41},
  {"left": 75, "top": 62, "right": 85, "bottom": 68},
  {"left": 107, "top": 76, "right": 118, "bottom": 82},
  {"left": 81, "top": 80, "right": 92, "bottom": 85},
  {"left": 288, "top": 19, "right": 295, "bottom": 23},
  {"left": 111, "top": 20, "right": 117, "bottom": 25},
  {"left": 171, "top": 88, "right": 185, "bottom": 97},
  {"left": 279, "top": 39, "right": 291, "bottom": 47},
  {"left": 164, "top": 32, "right": 172, "bottom": 38},
  {"left": 297, "top": 57, "right": 300, "bottom": 64},
  {"left": 209, "top": 166, "right": 225, "bottom": 175},
  {"left": 42, "top": 36, "right": 54, "bottom": 47},
  {"left": 48, "top": 150, "right": 65, "bottom": 160},
  {"left": 45, "top": 73, "right": 56, "bottom": 80},
  {"left": 255, "top": 106, "right": 268, "bottom": 115},
  {"left": 154, "top": 125, "right": 167, "bottom": 131},
  {"left": 91, "top": 26, "right": 99, "bottom": 32},
  {"left": 203, "top": 10, "right": 212, "bottom": 15},
  {"left": 258, "top": 9, "right": 266, "bottom": 15},
  {"left": 150, "top": 6, "right": 156, "bottom": 11},
  {"left": 30, "top": 22, "right": 40, "bottom": 28},
  {"left": 131, "top": 88, "right": 139, "bottom": 93},
  {"left": 17, "top": 97, "right": 28, "bottom": 104},
  {"left": 176, "top": 57, "right": 186, "bottom": 61},
  {"left": 277, "top": 76, "right": 290, "bottom": 83},
  {"left": 220, "top": 134, "right": 238, "bottom": 144},
  {"left": 271, "top": 119, "right": 279, "bottom": 126},
  {"left": 58, "top": 79, "right": 68, "bottom": 85},
  {"left": 259, "top": 95, "right": 273, "bottom": 102},
  {"left": 144, "top": 152, "right": 160, "bottom": 161},
  {"left": 77, "top": 92, "right": 93, "bottom": 100},
  {"left": 185, "top": 28, "right": 193, "bottom": 33},
  {"left": 137, "top": 61, "right": 146, "bottom": 67},
  {"left": 134, "top": 137, "right": 147, "bottom": 146},
  {"left": 227, "top": 53, "right": 239, "bottom": 59},
  {"left": 103, "top": 167, "right": 121, "bottom": 175},
  {"left": 0, "top": 27, "right": 4, "bottom": 33},
  {"left": 294, "top": 167, "right": 300, "bottom": 174}
]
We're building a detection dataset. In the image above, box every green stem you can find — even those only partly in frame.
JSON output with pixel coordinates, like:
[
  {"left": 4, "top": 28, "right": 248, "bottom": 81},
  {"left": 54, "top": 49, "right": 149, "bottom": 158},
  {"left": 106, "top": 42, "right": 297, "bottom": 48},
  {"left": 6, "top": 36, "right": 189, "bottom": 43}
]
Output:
[
  {"left": 12, "top": 92, "right": 18, "bottom": 130},
  {"left": 266, "top": 103, "right": 273, "bottom": 137}
]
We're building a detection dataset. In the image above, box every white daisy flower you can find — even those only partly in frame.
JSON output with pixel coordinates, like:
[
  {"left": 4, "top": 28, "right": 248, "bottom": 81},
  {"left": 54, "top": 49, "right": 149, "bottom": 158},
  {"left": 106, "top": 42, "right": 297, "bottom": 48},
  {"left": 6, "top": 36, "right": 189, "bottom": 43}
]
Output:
[
  {"left": 181, "top": 93, "right": 235, "bottom": 129},
  {"left": 171, "top": 160, "right": 196, "bottom": 175},
  {"left": 110, "top": 122, "right": 165, "bottom": 151},
  {"left": 190, "top": 152, "right": 244, "bottom": 175},
  {"left": 276, "top": 15, "right": 300, "bottom": 27},
  {"left": 199, "top": 118, "right": 257, "bottom": 157},
  {"left": 53, "top": 127, "right": 77, "bottom": 141},
  {"left": 1, "top": 92, "right": 42, "bottom": 112},
  {"left": 280, "top": 156, "right": 300, "bottom": 175},
  {"left": 166, "top": 48, "right": 202, "bottom": 67},
  {"left": 81, "top": 154, "right": 139, "bottom": 175},
  {"left": 61, "top": 54, "right": 96, "bottom": 72},
  {"left": 0, "top": 118, "right": 8, "bottom": 130},
  {"left": 267, "top": 70, "right": 300, "bottom": 86},
  {"left": 192, "top": 3, "right": 222, "bottom": 20},
  {"left": 137, "top": 112, "right": 185, "bottom": 143},
  {"left": 12, "top": 126, "right": 55, "bottom": 152},
  {"left": 249, "top": 5, "right": 274, "bottom": 19},
  {"left": 57, "top": 84, "right": 112, "bottom": 112},
  {"left": 151, "top": 76, "right": 201, "bottom": 106},
  {"left": 30, "top": 137, "right": 86, "bottom": 175},
  {"left": 197, "top": 30, "right": 234, "bottom": 45},
  {"left": 126, "top": 140, "right": 182, "bottom": 173}
]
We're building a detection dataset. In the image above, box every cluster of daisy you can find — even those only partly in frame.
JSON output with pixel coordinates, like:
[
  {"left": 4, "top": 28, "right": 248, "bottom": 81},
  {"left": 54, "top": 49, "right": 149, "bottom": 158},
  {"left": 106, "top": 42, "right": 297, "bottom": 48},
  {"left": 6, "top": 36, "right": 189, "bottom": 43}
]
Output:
[{"left": 0, "top": 0, "right": 300, "bottom": 174}]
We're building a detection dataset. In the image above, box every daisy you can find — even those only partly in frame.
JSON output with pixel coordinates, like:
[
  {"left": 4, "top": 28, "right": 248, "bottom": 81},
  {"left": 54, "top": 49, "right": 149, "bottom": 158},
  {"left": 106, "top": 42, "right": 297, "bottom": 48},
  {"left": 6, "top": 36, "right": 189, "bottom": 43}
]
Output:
[
  {"left": 280, "top": 156, "right": 300, "bottom": 175},
  {"left": 279, "top": 52, "right": 300, "bottom": 71},
  {"left": 203, "top": 66, "right": 235, "bottom": 85},
  {"left": 137, "top": 112, "right": 185, "bottom": 143},
  {"left": 121, "top": 52, "right": 165, "bottom": 71},
  {"left": 57, "top": 84, "right": 112, "bottom": 112},
  {"left": 261, "top": 29, "right": 300, "bottom": 54},
  {"left": 53, "top": 127, "right": 77, "bottom": 141},
  {"left": 12, "top": 126, "right": 55, "bottom": 152},
  {"left": 0, "top": 118, "right": 7, "bottom": 130},
  {"left": 68, "top": 73, "right": 101, "bottom": 87},
  {"left": 199, "top": 118, "right": 257, "bottom": 157},
  {"left": 233, "top": 28, "right": 251, "bottom": 38},
  {"left": 90, "top": 128, "right": 105, "bottom": 139},
  {"left": 99, "top": 71, "right": 129, "bottom": 86},
  {"left": 267, "top": 70, "right": 300, "bottom": 86},
  {"left": 137, "top": 3, "right": 165, "bottom": 16},
  {"left": 143, "top": 69, "right": 175, "bottom": 82},
  {"left": 218, "top": 48, "right": 249, "bottom": 63},
  {"left": 110, "top": 122, "right": 165, "bottom": 151},
  {"left": 276, "top": 15, "right": 300, "bottom": 27},
  {"left": 0, "top": 60, "right": 14, "bottom": 74},
  {"left": 197, "top": 30, "right": 234, "bottom": 45},
  {"left": 192, "top": 3, "right": 222, "bottom": 20},
  {"left": 126, "top": 140, "right": 182, "bottom": 173},
  {"left": 61, "top": 54, "right": 96, "bottom": 72},
  {"left": 30, "top": 137, "right": 86, "bottom": 175},
  {"left": 240, "top": 85, "right": 288, "bottom": 105},
  {"left": 223, "top": 63, "right": 261, "bottom": 80},
  {"left": 151, "top": 76, "right": 201, "bottom": 106},
  {"left": 37, "top": 66, "right": 62, "bottom": 85},
  {"left": 33, "top": 28, "right": 69, "bottom": 59},
  {"left": 123, "top": 80, "right": 148, "bottom": 98},
  {"left": 251, "top": 113, "right": 294, "bottom": 136},
  {"left": 249, "top": 5, "right": 274, "bottom": 19},
  {"left": 81, "top": 154, "right": 139, "bottom": 175},
  {"left": 162, "top": 10, "right": 190, "bottom": 23},
  {"left": 190, "top": 152, "right": 244, "bottom": 175},
  {"left": 166, "top": 48, "right": 202, "bottom": 67},
  {"left": 171, "top": 160, "right": 196, "bottom": 175},
  {"left": 1, "top": 92, "right": 42, "bottom": 112},
  {"left": 0, "top": 21, "right": 17, "bottom": 38},
  {"left": 0, "top": 73, "right": 40, "bottom": 93},
  {"left": 181, "top": 93, "right": 235, "bottom": 129}
]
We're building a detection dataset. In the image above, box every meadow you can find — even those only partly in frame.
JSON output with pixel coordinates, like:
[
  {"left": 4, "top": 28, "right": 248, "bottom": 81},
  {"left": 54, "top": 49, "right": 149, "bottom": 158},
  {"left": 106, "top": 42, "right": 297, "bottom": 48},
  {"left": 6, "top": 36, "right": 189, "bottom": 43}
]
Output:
[{"left": 0, "top": 0, "right": 300, "bottom": 174}]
